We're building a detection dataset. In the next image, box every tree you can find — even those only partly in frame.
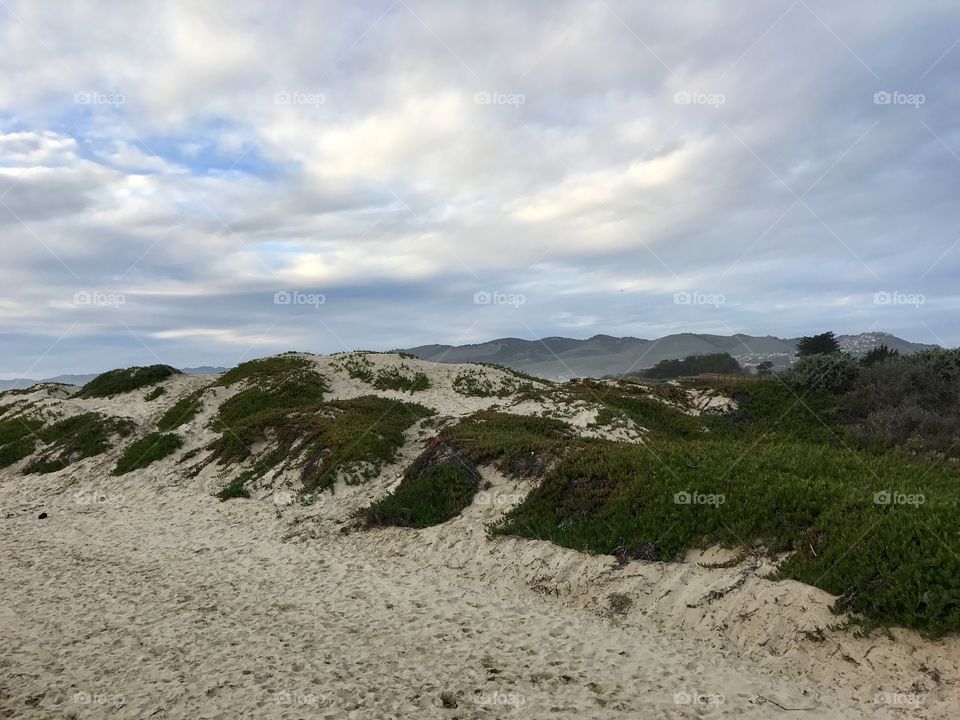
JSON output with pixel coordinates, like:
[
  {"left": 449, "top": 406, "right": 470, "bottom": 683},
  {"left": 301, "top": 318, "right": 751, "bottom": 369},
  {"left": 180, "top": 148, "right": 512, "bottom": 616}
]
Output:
[
  {"left": 796, "top": 331, "right": 841, "bottom": 356},
  {"left": 861, "top": 344, "right": 899, "bottom": 367},
  {"left": 643, "top": 353, "right": 741, "bottom": 380},
  {"left": 756, "top": 361, "right": 774, "bottom": 377}
]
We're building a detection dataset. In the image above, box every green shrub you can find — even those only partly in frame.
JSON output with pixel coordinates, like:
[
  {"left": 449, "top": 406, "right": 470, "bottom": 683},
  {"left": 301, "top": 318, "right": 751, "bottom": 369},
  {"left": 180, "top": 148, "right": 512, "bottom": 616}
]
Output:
[
  {"left": 0, "top": 415, "right": 43, "bottom": 468},
  {"left": 23, "top": 413, "right": 135, "bottom": 473},
  {"left": 209, "top": 385, "right": 433, "bottom": 494},
  {"left": 784, "top": 354, "right": 860, "bottom": 393},
  {"left": 338, "top": 353, "right": 375, "bottom": 383},
  {"left": 216, "top": 355, "right": 312, "bottom": 387},
  {"left": 210, "top": 372, "right": 330, "bottom": 462},
  {"left": 360, "top": 443, "right": 481, "bottom": 527},
  {"left": 144, "top": 387, "right": 166, "bottom": 401},
  {"left": 215, "top": 470, "right": 253, "bottom": 501},
  {"left": 113, "top": 432, "right": 183, "bottom": 474},
  {"left": 76, "top": 365, "right": 180, "bottom": 398},
  {"left": 439, "top": 411, "right": 571, "bottom": 477},
  {"left": 372, "top": 364, "right": 431, "bottom": 393},
  {"left": 157, "top": 389, "right": 205, "bottom": 431}
]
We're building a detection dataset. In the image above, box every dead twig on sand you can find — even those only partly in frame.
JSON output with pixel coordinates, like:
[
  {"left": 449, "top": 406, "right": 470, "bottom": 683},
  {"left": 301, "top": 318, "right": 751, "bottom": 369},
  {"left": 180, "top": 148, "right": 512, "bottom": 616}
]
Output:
[{"left": 757, "top": 694, "right": 820, "bottom": 711}]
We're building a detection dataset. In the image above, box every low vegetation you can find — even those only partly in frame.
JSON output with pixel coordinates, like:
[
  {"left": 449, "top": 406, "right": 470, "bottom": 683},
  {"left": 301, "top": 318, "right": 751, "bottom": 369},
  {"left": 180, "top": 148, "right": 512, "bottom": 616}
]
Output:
[
  {"left": 0, "top": 414, "right": 44, "bottom": 468},
  {"left": 215, "top": 354, "right": 311, "bottom": 387},
  {"left": 113, "top": 432, "right": 183, "bottom": 474},
  {"left": 372, "top": 364, "right": 431, "bottom": 393},
  {"left": 76, "top": 365, "right": 180, "bottom": 398},
  {"left": 452, "top": 368, "right": 516, "bottom": 397},
  {"left": 360, "top": 442, "right": 481, "bottom": 527},
  {"left": 157, "top": 389, "right": 205, "bottom": 431},
  {"left": 438, "top": 411, "right": 572, "bottom": 477},
  {"left": 23, "top": 412, "right": 135, "bottom": 474},
  {"left": 215, "top": 470, "right": 253, "bottom": 501},
  {"left": 338, "top": 353, "right": 375, "bottom": 383},
  {"left": 211, "top": 393, "right": 434, "bottom": 498},
  {"left": 144, "top": 387, "right": 166, "bottom": 401}
]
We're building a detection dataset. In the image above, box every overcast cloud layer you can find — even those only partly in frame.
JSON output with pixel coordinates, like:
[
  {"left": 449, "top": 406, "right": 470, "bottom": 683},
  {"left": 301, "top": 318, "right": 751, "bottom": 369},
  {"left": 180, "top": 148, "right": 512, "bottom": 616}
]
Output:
[{"left": 1, "top": 0, "right": 958, "bottom": 376}]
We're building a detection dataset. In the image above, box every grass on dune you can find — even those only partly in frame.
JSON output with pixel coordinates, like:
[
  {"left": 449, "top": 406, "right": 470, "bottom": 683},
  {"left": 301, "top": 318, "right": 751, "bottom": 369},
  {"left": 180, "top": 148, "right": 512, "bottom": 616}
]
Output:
[
  {"left": 0, "top": 415, "right": 44, "bottom": 468},
  {"left": 157, "top": 388, "right": 205, "bottom": 431},
  {"left": 360, "top": 442, "right": 482, "bottom": 527},
  {"left": 336, "top": 353, "right": 431, "bottom": 393},
  {"left": 144, "top": 386, "right": 166, "bottom": 401},
  {"left": 215, "top": 354, "right": 312, "bottom": 387},
  {"left": 113, "top": 432, "right": 183, "bottom": 475},
  {"left": 437, "top": 411, "right": 572, "bottom": 477},
  {"left": 371, "top": 364, "right": 431, "bottom": 393},
  {"left": 212, "top": 396, "right": 434, "bottom": 499},
  {"left": 22, "top": 412, "right": 135, "bottom": 474},
  {"left": 76, "top": 365, "right": 180, "bottom": 398}
]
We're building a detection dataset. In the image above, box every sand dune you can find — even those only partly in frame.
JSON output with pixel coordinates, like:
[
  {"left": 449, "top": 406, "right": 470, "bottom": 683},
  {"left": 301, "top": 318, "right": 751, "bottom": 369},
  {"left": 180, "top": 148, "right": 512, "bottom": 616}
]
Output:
[{"left": 1, "top": 355, "right": 957, "bottom": 718}]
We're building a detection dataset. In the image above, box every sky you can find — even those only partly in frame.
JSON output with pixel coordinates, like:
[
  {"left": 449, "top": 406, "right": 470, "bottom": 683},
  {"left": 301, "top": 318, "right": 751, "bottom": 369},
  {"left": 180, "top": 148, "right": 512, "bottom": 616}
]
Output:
[{"left": 1, "top": 0, "right": 959, "bottom": 377}]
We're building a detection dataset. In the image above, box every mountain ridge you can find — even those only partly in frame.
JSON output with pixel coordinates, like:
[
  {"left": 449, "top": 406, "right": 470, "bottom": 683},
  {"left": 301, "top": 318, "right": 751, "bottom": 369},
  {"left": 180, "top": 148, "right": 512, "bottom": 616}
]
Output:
[{"left": 400, "top": 331, "right": 937, "bottom": 380}]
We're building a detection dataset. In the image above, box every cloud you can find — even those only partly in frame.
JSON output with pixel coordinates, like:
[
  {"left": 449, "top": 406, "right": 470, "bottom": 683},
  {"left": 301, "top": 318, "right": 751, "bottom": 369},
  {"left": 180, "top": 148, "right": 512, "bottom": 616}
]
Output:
[{"left": 1, "top": 0, "right": 959, "bottom": 375}]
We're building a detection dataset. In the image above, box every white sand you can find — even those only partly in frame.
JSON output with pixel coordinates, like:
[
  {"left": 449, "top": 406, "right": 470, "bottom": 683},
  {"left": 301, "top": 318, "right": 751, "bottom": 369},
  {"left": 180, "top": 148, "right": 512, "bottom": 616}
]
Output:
[{"left": 1, "top": 355, "right": 957, "bottom": 719}]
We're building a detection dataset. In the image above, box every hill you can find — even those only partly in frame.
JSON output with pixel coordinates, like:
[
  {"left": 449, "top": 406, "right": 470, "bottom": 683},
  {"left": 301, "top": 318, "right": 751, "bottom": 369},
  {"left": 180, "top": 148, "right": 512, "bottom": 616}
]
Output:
[{"left": 401, "top": 332, "right": 935, "bottom": 380}]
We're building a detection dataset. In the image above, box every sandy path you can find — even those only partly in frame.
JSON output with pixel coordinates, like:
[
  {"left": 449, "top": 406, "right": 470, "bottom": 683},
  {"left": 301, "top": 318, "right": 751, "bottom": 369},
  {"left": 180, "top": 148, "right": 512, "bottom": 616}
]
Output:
[{"left": 1, "top": 474, "right": 915, "bottom": 720}]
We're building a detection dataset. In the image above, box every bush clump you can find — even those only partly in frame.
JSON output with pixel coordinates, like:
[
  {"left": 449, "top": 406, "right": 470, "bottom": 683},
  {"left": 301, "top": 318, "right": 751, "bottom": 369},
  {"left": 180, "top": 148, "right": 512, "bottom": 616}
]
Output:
[
  {"left": 215, "top": 470, "right": 253, "bottom": 501},
  {"left": 0, "top": 415, "right": 44, "bottom": 468},
  {"left": 373, "top": 364, "right": 431, "bottom": 393},
  {"left": 360, "top": 442, "right": 481, "bottom": 527},
  {"left": 215, "top": 355, "right": 312, "bottom": 387},
  {"left": 113, "top": 432, "right": 183, "bottom": 474},
  {"left": 784, "top": 353, "right": 861, "bottom": 393},
  {"left": 439, "top": 411, "right": 571, "bottom": 477},
  {"left": 157, "top": 389, "right": 205, "bottom": 431},
  {"left": 76, "top": 365, "right": 180, "bottom": 398},
  {"left": 23, "top": 412, "right": 135, "bottom": 473}
]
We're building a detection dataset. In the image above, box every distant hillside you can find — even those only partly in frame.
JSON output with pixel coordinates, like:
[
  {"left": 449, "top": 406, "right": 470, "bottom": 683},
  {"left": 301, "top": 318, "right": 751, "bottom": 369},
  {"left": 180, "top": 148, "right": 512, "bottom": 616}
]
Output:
[
  {"left": 401, "top": 332, "right": 937, "bottom": 380},
  {"left": 0, "top": 366, "right": 228, "bottom": 392}
]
